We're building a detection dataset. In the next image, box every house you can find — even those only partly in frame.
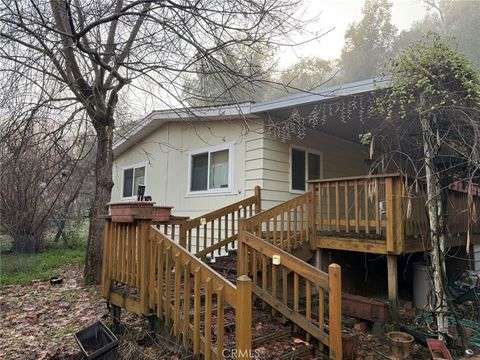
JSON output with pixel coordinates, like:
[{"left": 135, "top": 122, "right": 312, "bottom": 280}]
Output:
[
  {"left": 112, "top": 79, "right": 381, "bottom": 216},
  {"left": 104, "top": 78, "right": 479, "bottom": 359}
]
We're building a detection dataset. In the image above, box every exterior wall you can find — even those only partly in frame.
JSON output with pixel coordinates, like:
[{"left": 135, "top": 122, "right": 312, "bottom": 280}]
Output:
[
  {"left": 112, "top": 119, "right": 255, "bottom": 218},
  {"left": 113, "top": 118, "right": 367, "bottom": 216},
  {"left": 251, "top": 127, "right": 368, "bottom": 209}
]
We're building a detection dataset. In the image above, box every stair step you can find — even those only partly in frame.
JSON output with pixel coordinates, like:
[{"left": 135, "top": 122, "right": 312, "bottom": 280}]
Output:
[
  {"left": 278, "top": 344, "right": 315, "bottom": 359},
  {"left": 253, "top": 329, "right": 291, "bottom": 347}
]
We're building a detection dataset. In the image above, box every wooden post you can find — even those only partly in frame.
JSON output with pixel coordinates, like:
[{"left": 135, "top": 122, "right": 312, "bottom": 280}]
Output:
[
  {"left": 315, "top": 249, "right": 323, "bottom": 272},
  {"left": 179, "top": 219, "right": 187, "bottom": 248},
  {"left": 111, "top": 304, "right": 121, "bottom": 333},
  {"left": 101, "top": 218, "right": 112, "bottom": 299},
  {"left": 237, "top": 218, "right": 246, "bottom": 276},
  {"left": 254, "top": 185, "right": 262, "bottom": 214},
  {"left": 308, "top": 185, "right": 316, "bottom": 246},
  {"left": 385, "top": 177, "right": 395, "bottom": 254},
  {"left": 393, "top": 177, "right": 405, "bottom": 254},
  {"left": 328, "top": 264, "right": 342, "bottom": 360},
  {"left": 387, "top": 255, "right": 399, "bottom": 325},
  {"left": 236, "top": 275, "right": 253, "bottom": 360},
  {"left": 139, "top": 220, "right": 151, "bottom": 314}
]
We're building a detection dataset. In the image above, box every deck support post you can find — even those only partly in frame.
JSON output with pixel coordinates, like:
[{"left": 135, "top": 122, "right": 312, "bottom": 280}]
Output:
[
  {"left": 315, "top": 249, "right": 323, "bottom": 272},
  {"left": 387, "top": 255, "right": 399, "bottom": 325},
  {"left": 111, "top": 304, "right": 121, "bottom": 333}
]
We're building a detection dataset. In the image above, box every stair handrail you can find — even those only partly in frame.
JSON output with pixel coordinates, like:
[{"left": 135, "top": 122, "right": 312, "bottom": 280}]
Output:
[
  {"left": 245, "top": 192, "right": 314, "bottom": 252},
  {"left": 238, "top": 221, "right": 342, "bottom": 359},
  {"left": 180, "top": 186, "right": 261, "bottom": 258}
]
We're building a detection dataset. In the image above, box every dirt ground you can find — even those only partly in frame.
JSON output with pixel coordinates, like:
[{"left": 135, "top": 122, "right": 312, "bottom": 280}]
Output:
[
  {"left": 1, "top": 264, "right": 478, "bottom": 359},
  {"left": 0, "top": 264, "right": 107, "bottom": 359}
]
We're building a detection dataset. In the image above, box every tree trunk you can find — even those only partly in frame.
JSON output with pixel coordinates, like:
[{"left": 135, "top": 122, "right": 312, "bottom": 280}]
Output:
[
  {"left": 84, "top": 124, "right": 114, "bottom": 284},
  {"left": 420, "top": 114, "right": 449, "bottom": 339}
]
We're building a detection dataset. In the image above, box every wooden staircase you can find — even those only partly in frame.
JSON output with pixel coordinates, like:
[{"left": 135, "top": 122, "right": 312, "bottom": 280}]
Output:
[{"left": 101, "top": 187, "right": 343, "bottom": 359}]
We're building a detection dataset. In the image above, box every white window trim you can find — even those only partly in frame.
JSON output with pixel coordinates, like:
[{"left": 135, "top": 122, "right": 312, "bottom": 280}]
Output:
[
  {"left": 186, "top": 143, "right": 235, "bottom": 197},
  {"left": 289, "top": 145, "right": 323, "bottom": 194},
  {"left": 121, "top": 162, "right": 148, "bottom": 200}
]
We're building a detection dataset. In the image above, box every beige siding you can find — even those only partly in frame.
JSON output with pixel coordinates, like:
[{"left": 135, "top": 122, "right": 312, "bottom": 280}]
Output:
[
  {"left": 113, "top": 118, "right": 367, "bottom": 216},
  {"left": 257, "top": 129, "right": 367, "bottom": 209},
  {"left": 112, "top": 120, "right": 249, "bottom": 218}
]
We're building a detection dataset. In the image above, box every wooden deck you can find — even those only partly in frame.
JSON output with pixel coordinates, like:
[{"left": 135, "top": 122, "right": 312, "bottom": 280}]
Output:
[
  {"left": 309, "top": 174, "right": 480, "bottom": 255},
  {"left": 100, "top": 176, "right": 478, "bottom": 358}
]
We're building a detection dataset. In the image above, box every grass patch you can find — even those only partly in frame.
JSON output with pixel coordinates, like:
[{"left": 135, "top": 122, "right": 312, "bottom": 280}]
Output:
[{"left": 0, "top": 246, "right": 86, "bottom": 286}]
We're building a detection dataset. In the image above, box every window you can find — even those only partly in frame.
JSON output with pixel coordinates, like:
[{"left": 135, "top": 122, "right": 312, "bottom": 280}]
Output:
[
  {"left": 189, "top": 145, "right": 232, "bottom": 194},
  {"left": 122, "top": 165, "right": 146, "bottom": 198},
  {"left": 291, "top": 148, "right": 321, "bottom": 192}
]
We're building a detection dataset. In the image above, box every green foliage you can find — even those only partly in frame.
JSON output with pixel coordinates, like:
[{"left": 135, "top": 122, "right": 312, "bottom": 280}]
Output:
[
  {"left": 380, "top": 35, "right": 480, "bottom": 121},
  {"left": 340, "top": 0, "right": 397, "bottom": 82},
  {"left": 0, "top": 247, "right": 85, "bottom": 286},
  {"left": 0, "top": 222, "right": 87, "bottom": 286}
]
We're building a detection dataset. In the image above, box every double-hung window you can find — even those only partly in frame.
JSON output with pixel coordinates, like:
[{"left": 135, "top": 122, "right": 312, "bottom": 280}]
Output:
[
  {"left": 189, "top": 145, "right": 232, "bottom": 194},
  {"left": 122, "top": 164, "right": 146, "bottom": 198},
  {"left": 291, "top": 147, "right": 322, "bottom": 192}
]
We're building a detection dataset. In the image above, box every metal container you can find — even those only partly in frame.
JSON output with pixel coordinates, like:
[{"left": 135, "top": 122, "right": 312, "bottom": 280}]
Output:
[{"left": 74, "top": 321, "right": 118, "bottom": 360}]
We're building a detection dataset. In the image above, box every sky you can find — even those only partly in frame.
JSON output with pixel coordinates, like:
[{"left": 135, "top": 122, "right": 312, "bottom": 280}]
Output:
[{"left": 277, "top": 0, "right": 428, "bottom": 68}]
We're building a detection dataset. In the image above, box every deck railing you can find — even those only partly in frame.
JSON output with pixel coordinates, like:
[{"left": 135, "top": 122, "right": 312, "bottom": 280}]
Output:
[
  {"left": 164, "top": 186, "right": 262, "bottom": 259},
  {"left": 246, "top": 192, "right": 313, "bottom": 252},
  {"left": 101, "top": 218, "right": 253, "bottom": 360},
  {"left": 309, "top": 174, "right": 479, "bottom": 254},
  {"left": 309, "top": 174, "right": 404, "bottom": 253},
  {"left": 238, "top": 221, "right": 342, "bottom": 359}
]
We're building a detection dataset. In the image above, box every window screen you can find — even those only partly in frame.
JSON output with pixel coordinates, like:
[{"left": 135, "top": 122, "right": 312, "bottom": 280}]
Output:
[
  {"left": 123, "top": 168, "right": 134, "bottom": 197},
  {"left": 291, "top": 148, "right": 306, "bottom": 191},
  {"left": 209, "top": 150, "right": 229, "bottom": 189},
  {"left": 123, "top": 166, "right": 145, "bottom": 197},
  {"left": 133, "top": 167, "right": 145, "bottom": 195},
  {"left": 191, "top": 153, "right": 208, "bottom": 191}
]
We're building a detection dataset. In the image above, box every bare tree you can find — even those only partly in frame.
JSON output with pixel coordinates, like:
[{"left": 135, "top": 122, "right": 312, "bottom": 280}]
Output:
[
  {"left": 0, "top": 0, "right": 304, "bottom": 282},
  {"left": 0, "top": 117, "right": 93, "bottom": 253},
  {"left": 372, "top": 37, "right": 479, "bottom": 345}
]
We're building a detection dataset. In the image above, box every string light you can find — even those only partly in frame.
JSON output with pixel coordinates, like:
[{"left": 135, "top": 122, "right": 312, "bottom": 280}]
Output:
[{"left": 265, "top": 94, "right": 376, "bottom": 141}]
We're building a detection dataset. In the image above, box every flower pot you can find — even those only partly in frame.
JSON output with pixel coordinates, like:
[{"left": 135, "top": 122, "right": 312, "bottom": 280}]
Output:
[
  {"left": 108, "top": 201, "right": 155, "bottom": 222},
  {"left": 152, "top": 206, "right": 173, "bottom": 222},
  {"left": 387, "top": 331, "right": 414, "bottom": 359}
]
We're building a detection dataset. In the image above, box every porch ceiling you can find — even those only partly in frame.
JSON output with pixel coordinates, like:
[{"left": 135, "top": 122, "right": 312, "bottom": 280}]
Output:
[{"left": 251, "top": 78, "right": 388, "bottom": 143}]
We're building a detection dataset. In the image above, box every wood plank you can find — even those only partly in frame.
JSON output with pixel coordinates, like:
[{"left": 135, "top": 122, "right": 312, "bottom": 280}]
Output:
[
  {"left": 315, "top": 237, "right": 387, "bottom": 254},
  {"left": 243, "top": 233, "right": 328, "bottom": 288},
  {"left": 252, "top": 285, "right": 329, "bottom": 346},
  {"left": 204, "top": 277, "right": 212, "bottom": 360},
  {"left": 182, "top": 261, "right": 191, "bottom": 348},
  {"left": 193, "top": 268, "right": 201, "bottom": 356},
  {"left": 354, "top": 181, "right": 359, "bottom": 233},
  {"left": 335, "top": 182, "right": 340, "bottom": 232},
  {"left": 364, "top": 181, "right": 370, "bottom": 234},
  {"left": 174, "top": 253, "right": 182, "bottom": 336},
  {"left": 306, "top": 280, "right": 312, "bottom": 342},
  {"left": 344, "top": 183, "right": 350, "bottom": 233},
  {"left": 328, "top": 264, "right": 342, "bottom": 360},
  {"left": 385, "top": 178, "right": 395, "bottom": 253},
  {"left": 236, "top": 276, "right": 253, "bottom": 360},
  {"left": 387, "top": 255, "right": 399, "bottom": 324},
  {"left": 216, "top": 285, "right": 225, "bottom": 357},
  {"left": 157, "top": 240, "right": 164, "bottom": 318}
]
